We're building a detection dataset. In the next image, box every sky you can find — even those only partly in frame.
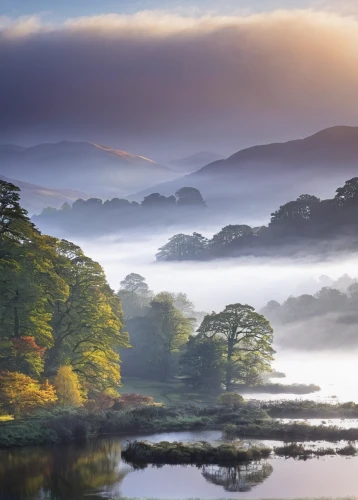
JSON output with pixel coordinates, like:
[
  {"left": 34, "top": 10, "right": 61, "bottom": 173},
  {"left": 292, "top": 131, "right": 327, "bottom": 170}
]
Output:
[
  {"left": 1, "top": 0, "right": 358, "bottom": 159},
  {"left": 0, "top": 1, "right": 340, "bottom": 19}
]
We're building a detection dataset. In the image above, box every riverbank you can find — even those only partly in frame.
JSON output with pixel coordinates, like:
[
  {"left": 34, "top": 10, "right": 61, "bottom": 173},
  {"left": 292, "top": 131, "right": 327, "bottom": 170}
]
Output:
[{"left": 2, "top": 401, "right": 358, "bottom": 449}]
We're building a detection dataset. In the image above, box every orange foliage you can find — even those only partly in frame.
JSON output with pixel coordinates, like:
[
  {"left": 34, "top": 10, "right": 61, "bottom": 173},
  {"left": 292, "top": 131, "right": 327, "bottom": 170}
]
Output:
[{"left": 0, "top": 370, "right": 57, "bottom": 418}]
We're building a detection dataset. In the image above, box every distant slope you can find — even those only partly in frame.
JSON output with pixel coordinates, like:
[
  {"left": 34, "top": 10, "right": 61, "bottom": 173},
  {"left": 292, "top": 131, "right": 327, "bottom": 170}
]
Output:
[
  {"left": 133, "top": 126, "right": 358, "bottom": 219},
  {"left": 170, "top": 151, "right": 224, "bottom": 173},
  {"left": 0, "top": 174, "right": 88, "bottom": 215},
  {"left": 0, "top": 141, "right": 177, "bottom": 196}
]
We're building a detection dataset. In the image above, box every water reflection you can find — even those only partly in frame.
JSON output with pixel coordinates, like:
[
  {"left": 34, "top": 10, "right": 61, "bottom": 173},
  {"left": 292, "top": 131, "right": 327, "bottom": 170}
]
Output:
[
  {"left": 0, "top": 439, "right": 129, "bottom": 500},
  {"left": 202, "top": 463, "right": 273, "bottom": 492}
]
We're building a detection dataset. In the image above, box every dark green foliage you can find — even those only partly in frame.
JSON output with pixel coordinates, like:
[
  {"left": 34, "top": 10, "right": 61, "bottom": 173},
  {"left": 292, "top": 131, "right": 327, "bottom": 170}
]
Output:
[
  {"left": 190, "top": 304, "right": 274, "bottom": 391},
  {"left": 274, "top": 443, "right": 339, "bottom": 458},
  {"left": 264, "top": 399, "right": 358, "bottom": 418},
  {"left": 33, "top": 187, "right": 207, "bottom": 236},
  {"left": 156, "top": 177, "right": 358, "bottom": 261},
  {"left": 122, "top": 440, "right": 272, "bottom": 465}
]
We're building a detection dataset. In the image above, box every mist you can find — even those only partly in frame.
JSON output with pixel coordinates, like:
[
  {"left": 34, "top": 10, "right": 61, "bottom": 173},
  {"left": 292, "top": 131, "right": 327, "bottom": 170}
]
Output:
[{"left": 76, "top": 230, "right": 358, "bottom": 312}]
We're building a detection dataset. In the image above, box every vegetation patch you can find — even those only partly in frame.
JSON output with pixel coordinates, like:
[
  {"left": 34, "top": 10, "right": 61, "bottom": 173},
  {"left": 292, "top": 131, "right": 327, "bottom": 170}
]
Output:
[{"left": 122, "top": 440, "right": 272, "bottom": 465}]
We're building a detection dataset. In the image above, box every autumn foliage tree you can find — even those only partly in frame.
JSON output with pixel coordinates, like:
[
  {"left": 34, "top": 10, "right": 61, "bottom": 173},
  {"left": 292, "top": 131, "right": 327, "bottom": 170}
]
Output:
[
  {"left": 54, "top": 366, "right": 84, "bottom": 408},
  {"left": 0, "top": 371, "right": 57, "bottom": 418}
]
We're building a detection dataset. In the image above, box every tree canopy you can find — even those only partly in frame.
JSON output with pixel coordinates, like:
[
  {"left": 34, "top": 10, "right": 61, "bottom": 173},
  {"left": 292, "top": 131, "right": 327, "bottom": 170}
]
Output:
[
  {"left": 156, "top": 178, "right": 358, "bottom": 261},
  {"left": 0, "top": 180, "right": 130, "bottom": 416}
]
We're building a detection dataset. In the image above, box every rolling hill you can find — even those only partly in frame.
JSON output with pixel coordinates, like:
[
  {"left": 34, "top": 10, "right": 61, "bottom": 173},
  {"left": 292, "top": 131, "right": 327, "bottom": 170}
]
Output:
[
  {"left": 0, "top": 141, "right": 177, "bottom": 197},
  {"left": 170, "top": 151, "right": 224, "bottom": 173},
  {"left": 133, "top": 126, "right": 358, "bottom": 221},
  {"left": 0, "top": 174, "right": 88, "bottom": 215}
]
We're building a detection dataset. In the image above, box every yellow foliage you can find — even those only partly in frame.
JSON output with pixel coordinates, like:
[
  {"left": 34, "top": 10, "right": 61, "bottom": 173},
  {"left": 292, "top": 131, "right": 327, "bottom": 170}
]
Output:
[
  {"left": 54, "top": 366, "right": 84, "bottom": 407},
  {"left": 0, "top": 371, "right": 57, "bottom": 418}
]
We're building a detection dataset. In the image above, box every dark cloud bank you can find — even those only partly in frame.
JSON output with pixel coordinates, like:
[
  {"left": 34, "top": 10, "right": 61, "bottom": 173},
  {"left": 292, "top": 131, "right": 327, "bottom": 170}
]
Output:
[{"left": 1, "top": 11, "right": 358, "bottom": 158}]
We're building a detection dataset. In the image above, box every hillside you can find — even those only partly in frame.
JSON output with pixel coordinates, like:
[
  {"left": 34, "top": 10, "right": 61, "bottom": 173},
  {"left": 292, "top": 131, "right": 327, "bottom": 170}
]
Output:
[
  {"left": 134, "top": 126, "right": 358, "bottom": 219},
  {"left": 0, "top": 174, "right": 88, "bottom": 215},
  {"left": 170, "top": 151, "right": 224, "bottom": 173},
  {"left": 0, "top": 141, "right": 177, "bottom": 196}
]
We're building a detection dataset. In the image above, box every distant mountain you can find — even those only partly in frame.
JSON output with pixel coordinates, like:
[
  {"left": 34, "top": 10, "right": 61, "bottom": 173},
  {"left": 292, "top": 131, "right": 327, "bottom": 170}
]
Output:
[
  {"left": 0, "top": 141, "right": 177, "bottom": 196},
  {"left": 133, "top": 126, "right": 358, "bottom": 221},
  {"left": 170, "top": 151, "right": 224, "bottom": 172},
  {"left": 0, "top": 174, "right": 88, "bottom": 215}
]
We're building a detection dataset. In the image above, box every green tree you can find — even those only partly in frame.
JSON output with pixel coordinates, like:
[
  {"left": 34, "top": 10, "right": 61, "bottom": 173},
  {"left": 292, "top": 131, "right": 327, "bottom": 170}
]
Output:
[
  {"left": 45, "top": 241, "right": 130, "bottom": 393},
  {"left": 175, "top": 187, "right": 206, "bottom": 207},
  {"left": 0, "top": 180, "right": 32, "bottom": 239},
  {"left": 181, "top": 335, "right": 225, "bottom": 391},
  {"left": 148, "top": 292, "right": 194, "bottom": 380},
  {"left": 156, "top": 232, "right": 208, "bottom": 261},
  {"left": 197, "top": 304, "right": 274, "bottom": 390},
  {"left": 117, "top": 273, "right": 151, "bottom": 319}
]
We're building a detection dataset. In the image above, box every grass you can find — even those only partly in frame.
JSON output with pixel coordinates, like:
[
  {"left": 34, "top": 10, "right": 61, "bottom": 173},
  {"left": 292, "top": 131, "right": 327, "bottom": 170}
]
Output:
[{"left": 120, "top": 378, "right": 219, "bottom": 406}]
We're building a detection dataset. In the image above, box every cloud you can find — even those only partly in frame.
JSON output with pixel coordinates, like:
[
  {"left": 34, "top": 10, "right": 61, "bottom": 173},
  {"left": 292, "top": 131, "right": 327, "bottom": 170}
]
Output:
[{"left": 1, "top": 10, "right": 358, "bottom": 156}]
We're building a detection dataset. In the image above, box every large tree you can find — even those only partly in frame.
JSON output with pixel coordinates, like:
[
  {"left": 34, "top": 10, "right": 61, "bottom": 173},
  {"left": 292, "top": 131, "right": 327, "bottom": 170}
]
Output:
[
  {"left": 156, "top": 232, "right": 208, "bottom": 261},
  {"left": 197, "top": 304, "right": 274, "bottom": 390},
  {"left": 45, "top": 240, "right": 130, "bottom": 393},
  {"left": 148, "top": 292, "right": 194, "bottom": 380},
  {"left": 117, "top": 273, "right": 152, "bottom": 319}
]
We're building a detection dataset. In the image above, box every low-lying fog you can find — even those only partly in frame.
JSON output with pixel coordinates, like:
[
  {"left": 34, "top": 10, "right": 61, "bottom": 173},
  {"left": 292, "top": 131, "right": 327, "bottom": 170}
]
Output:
[{"left": 76, "top": 230, "right": 358, "bottom": 402}]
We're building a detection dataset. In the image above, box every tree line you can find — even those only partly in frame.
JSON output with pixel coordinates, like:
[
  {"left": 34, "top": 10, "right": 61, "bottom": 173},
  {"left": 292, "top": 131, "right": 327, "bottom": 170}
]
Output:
[
  {"left": 156, "top": 178, "right": 358, "bottom": 261},
  {"left": 33, "top": 187, "right": 206, "bottom": 235},
  {"left": 0, "top": 180, "right": 130, "bottom": 417},
  {"left": 261, "top": 274, "right": 358, "bottom": 349}
]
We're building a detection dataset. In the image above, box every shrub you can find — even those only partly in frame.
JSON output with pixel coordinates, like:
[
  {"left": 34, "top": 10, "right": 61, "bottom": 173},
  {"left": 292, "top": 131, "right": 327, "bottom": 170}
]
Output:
[
  {"left": 112, "top": 393, "right": 155, "bottom": 410},
  {"left": 218, "top": 392, "right": 244, "bottom": 410}
]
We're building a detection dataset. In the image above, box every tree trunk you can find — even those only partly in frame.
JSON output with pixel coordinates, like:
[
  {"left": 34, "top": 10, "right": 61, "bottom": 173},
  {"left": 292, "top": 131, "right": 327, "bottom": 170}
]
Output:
[{"left": 226, "top": 337, "right": 234, "bottom": 391}]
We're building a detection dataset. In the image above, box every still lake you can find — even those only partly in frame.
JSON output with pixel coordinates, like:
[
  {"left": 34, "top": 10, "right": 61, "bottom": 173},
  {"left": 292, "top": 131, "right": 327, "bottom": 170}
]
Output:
[{"left": 1, "top": 430, "right": 358, "bottom": 500}]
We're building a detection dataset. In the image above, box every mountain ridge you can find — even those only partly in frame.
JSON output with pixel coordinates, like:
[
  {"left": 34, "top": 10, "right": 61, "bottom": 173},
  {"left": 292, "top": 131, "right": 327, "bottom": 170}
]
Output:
[{"left": 0, "top": 140, "right": 176, "bottom": 196}]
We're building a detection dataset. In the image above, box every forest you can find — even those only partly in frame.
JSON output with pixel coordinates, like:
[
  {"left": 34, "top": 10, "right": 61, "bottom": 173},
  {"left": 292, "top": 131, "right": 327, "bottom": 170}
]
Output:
[
  {"left": 0, "top": 180, "right": 276, "bottom": 419},
  {"left": 156, "top": 177, "right": 358, "bottom": 260},
  {"left": 261, "top": 274, "right": 358, "bottom": 349},
  {"left": 33, "top": 187, "right": 206, "bottom": 235}
]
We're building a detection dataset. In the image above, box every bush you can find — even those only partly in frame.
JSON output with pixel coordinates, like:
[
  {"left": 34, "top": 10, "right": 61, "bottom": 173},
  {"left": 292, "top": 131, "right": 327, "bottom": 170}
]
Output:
[
  {"left": 112, "top": 393, "right": 155, "bottom": 411},
  {"left": 218, "top": 392, "right": 244, "bottom": 410}
]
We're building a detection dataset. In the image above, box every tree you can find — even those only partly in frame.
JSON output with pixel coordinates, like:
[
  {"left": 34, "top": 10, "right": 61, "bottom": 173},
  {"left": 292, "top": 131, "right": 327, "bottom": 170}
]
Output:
[
  {"left": 181, "top": 335, "right": 225, "bottom": 391},
  {"left": 45, "top": 240, "right": 130, "bottom": 393},
  {"left": 120, "top": 273, "right": 149, "bottom": 294},
  {"left": 54, "top": 365, "right": 84, "bottom": 407},
  {"left": 197, "top": 304, "right": 274, "bottom": 391},
  {"left": 118, "top": 273, "right": 151, "bottom": 319},
  {"left": 0, "top": 180, "right": 32, "bottom": 239},
  {"left": 156, "top": 233, "right": 208, "bottom": 261},
  {"left": 148, "top": 292, "right": 194, "bottom": 380},
  {"left": 175, "top": 187, "right": 206, "bottom": 207},
  {"left": 335, "top": 178, "right": 358, "bottom": 207},
  {"left": 141, "top": 193, "right": 176, "bottom": 208},
  {"left": 0, "top": 371, "right": 57, "bottom": 418},
  {"left": 270, "top": 194, "right": 320, "bottom": 233},
  {"left": 210, "top": 225, "right": 254, "bottom": 256}
]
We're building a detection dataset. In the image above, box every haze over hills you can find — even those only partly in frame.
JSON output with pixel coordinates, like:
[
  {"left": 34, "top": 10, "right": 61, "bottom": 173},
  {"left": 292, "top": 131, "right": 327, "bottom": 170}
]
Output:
[
  {"left": 170, "top": 151, "right": 224, "bottom": 173},
  {"left": 0, "top": 174, "right": 88, "bottom": 215},
  {"left": 0, "top": 141, "right": 177, "bottom": 197},
  {"left": 133, "top": 126, "right": 358, "bottom": 221}
]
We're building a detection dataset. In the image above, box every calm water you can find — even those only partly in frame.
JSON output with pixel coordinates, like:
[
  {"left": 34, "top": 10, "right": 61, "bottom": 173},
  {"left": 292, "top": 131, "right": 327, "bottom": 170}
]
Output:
[{"left": 1, "top": 430, "right": 358, "bottom": 500}]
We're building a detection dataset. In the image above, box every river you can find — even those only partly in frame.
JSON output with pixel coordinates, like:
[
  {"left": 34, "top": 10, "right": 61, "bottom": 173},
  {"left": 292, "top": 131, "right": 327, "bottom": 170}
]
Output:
[{"left": 1, "top": 430, "right": 358, "bottom": 500}]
